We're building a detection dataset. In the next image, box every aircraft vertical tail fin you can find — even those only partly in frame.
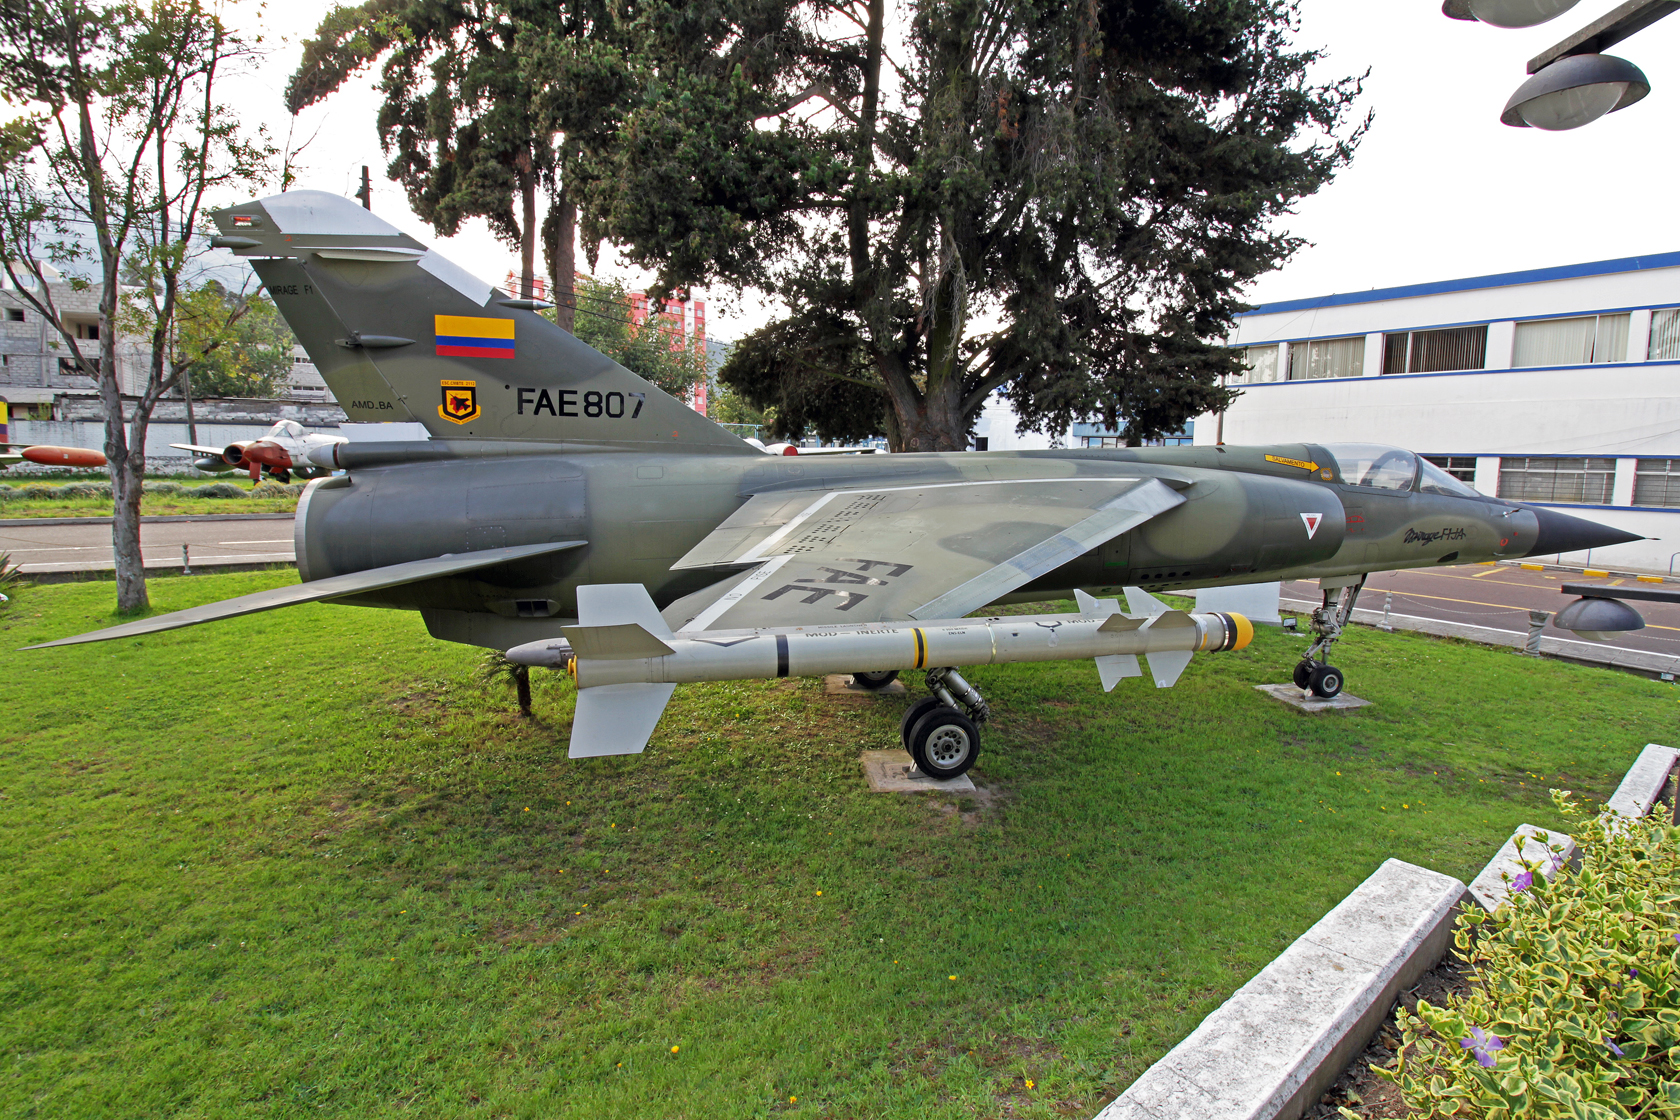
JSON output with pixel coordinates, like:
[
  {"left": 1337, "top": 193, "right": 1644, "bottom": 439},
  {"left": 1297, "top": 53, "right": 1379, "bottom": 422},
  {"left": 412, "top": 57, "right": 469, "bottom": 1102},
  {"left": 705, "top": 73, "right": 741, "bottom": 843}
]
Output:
[{"left": 210, "top": 191, "right": 755, "bottom": 454}]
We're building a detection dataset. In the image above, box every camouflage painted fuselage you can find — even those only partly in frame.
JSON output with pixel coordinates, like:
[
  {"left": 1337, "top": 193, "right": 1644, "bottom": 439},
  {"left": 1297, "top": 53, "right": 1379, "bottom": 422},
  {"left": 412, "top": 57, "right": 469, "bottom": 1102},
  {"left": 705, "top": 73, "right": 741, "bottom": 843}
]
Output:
[{"left": 297, "top": 439, "right": 1552, "bottom": 650}]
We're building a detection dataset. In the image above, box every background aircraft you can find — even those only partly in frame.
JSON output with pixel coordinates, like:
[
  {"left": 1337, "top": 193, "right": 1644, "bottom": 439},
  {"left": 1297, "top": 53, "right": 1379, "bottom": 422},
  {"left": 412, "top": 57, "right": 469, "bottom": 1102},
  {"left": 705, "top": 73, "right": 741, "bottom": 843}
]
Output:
[
  {"left": 27, "top": 191, "right": 1640, "bottom": 771},
  {"left": 172, "top": 419, "right": 345, "bottom": 482}
]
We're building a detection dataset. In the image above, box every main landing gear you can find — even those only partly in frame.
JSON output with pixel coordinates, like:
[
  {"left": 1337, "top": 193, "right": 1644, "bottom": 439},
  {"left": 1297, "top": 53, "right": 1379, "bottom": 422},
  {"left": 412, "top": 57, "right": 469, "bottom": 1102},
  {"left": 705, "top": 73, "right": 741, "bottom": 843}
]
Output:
[
  {"left": 1294, "top": 575, "right": 1366, "bottom": 699},
  {"left": 898, "top": 667, "right": 990, "bottom": 779}
]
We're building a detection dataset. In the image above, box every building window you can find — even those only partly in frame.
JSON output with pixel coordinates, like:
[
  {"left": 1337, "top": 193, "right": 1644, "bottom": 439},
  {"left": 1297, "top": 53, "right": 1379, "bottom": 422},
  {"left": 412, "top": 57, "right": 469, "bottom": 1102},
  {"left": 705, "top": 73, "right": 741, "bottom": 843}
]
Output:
[
  {"left": 5, "top": 308, "right": 22, "bottom": 322},
  {"left": 1634, "top": 459, "right": 1680, "bottom": 508},
  {"left": 1080, "top": 432, "right": 1193, "bottom": 448},
  {"left": 1651, "top": 308, "right": 1680, "bottom": 362},
  {"left": 1232, "top": 344, "right": 1280, "bottom": 384},
  {"left": 1512, "top": 314, "right": 1629, "bottom": 367},
  {"left": 972, "top": 437, "right": 989, "bottom": 451},
  {"left": 1288, "top": 336, "right": 1364, "bottom": 380},
  {"left": 1382, "top": 326, "right": 1488, "bottom": 374},
  {"left": 1497, "top": 457, "right": 1616, "bottom": 504},
  {"left": 1423, "top": 455, "right": 1478, "bottom": 483}
]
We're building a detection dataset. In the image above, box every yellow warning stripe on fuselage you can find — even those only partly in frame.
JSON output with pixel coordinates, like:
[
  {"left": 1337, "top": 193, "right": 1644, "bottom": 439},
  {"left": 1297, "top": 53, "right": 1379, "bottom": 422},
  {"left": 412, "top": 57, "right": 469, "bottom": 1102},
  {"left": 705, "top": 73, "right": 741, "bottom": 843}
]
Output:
[{"left": 1264, "top": 454, "right": 1319, "bottom": 472}]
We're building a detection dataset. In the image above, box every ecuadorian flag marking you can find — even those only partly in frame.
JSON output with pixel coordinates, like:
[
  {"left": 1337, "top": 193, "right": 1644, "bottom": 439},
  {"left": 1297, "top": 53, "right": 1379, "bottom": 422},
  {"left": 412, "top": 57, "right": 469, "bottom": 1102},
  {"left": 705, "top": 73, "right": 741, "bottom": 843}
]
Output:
[{"left": 435, "top": 315, "right": 515, "bottom": 359}]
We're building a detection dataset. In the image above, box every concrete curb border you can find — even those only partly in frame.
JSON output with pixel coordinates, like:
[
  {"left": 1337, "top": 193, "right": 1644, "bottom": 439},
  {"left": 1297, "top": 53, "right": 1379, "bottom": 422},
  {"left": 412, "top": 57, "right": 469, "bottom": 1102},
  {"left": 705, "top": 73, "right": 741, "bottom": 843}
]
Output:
[
  {"left": 1092, "top": 742, "right": 1676, "bottom": 1120},
  {"left": 23, "top": 559, "right": 296, "bottom": 584}
]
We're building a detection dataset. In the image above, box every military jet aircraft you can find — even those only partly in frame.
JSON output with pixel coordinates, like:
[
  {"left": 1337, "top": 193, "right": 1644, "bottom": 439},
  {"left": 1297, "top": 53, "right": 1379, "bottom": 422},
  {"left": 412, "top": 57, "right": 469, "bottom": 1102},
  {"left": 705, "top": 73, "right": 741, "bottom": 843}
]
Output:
[
  {"left": 172, "top": 418, "right": 346, "bottom": 482},
  {"left": 26, "top": 190, "right": 1641, "bottom": 774}
]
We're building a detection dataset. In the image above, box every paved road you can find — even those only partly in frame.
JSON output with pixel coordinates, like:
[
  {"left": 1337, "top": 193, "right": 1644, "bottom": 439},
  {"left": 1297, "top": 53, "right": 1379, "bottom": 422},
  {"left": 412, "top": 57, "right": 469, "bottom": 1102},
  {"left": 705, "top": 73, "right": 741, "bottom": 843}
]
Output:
[
  {"left": 1, "top": 515, "right": 295, "bottom": 573},
  {"left": 1284, "top": 564, "right": 1680, "bottom": 660}
]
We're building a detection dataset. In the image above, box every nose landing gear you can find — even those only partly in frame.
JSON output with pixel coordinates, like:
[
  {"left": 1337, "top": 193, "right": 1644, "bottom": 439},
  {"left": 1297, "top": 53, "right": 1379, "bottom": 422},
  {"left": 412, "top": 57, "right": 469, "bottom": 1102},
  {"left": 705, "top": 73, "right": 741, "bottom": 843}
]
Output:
[{"left": 1295, "top": 575, "right": 1365, "bottom": 699}]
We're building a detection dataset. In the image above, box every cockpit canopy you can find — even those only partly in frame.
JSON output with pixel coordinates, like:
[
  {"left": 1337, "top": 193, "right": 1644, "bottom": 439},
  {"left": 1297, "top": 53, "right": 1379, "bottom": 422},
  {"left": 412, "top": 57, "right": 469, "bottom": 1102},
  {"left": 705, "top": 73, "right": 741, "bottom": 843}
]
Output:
[
  {"left": 1321, "top": 443, "right": 1480, "bottom": 497},
  {"left": 263, "top": 419, "right": 308, "bottom": 440}
]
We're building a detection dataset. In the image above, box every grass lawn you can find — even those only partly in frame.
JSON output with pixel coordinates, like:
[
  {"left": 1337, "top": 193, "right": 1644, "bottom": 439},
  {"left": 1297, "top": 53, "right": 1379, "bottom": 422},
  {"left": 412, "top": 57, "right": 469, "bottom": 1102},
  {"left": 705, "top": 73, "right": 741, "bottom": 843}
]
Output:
[
  {"left": 1, "top": 572, "right": 1674, "bottom": 1118},
  {"left": 0, "top": 496, "right": 299, "bottom": 518}
]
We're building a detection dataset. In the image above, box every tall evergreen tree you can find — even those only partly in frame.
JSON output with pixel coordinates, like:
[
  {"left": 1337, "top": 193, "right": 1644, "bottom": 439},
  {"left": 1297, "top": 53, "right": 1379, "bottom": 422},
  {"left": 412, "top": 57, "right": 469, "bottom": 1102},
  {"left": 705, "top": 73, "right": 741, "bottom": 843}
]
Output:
[
  {"left": 589, "top": 0, "right": 1368, "bottom": 450},
  {"left": 286, "top": 0, "right": 629, "bottom": 330}
]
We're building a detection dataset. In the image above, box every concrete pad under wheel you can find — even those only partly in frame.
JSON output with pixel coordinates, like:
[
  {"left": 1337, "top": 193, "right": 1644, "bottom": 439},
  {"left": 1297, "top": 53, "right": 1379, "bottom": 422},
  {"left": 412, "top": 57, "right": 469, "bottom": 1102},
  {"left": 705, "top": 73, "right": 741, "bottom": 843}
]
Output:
[
  {"left": 824, "top": 674, "right": 908, "bottom": 697},
  {"left": 1254, "top": 683, "right": 1372, "bottom": 713},
  {"left": 860, "top": 749, "right": 975, "bottom": 793}
]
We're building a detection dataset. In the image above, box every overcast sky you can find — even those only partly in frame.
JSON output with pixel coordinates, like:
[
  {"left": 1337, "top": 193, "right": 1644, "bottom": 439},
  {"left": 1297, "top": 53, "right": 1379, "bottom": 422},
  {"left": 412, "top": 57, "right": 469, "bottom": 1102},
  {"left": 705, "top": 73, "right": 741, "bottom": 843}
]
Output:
[{"left": 231, "top": 0, "right": 1680, "bottom": 335}]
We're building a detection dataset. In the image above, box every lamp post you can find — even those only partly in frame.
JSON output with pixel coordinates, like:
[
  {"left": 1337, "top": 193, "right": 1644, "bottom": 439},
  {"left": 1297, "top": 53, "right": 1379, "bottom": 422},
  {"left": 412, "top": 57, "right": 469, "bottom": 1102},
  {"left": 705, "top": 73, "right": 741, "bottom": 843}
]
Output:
[{"left": 1446, "top": 0, "right": 1679, "bottom": 129}]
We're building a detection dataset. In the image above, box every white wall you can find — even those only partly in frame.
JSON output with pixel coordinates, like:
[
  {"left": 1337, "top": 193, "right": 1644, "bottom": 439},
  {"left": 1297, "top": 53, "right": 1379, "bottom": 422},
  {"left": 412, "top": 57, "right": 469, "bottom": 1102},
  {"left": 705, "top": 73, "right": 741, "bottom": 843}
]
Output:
[
  {"left": 971, "top": 395, "right": 1057, "bottom": 451},
  {"left": 1199, "top": 361, "right": 1680, "bottom": 458},
  {"left": 1234, "top": 264, "right": 1680, "bottom": 345}
]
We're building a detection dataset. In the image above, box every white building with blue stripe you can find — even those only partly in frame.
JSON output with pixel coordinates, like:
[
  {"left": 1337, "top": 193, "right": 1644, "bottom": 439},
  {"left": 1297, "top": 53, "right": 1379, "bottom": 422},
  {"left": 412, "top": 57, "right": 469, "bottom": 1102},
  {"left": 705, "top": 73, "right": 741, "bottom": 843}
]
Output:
[{"left": 1198, "top": 252, "right": 1680, "bottom": 573}]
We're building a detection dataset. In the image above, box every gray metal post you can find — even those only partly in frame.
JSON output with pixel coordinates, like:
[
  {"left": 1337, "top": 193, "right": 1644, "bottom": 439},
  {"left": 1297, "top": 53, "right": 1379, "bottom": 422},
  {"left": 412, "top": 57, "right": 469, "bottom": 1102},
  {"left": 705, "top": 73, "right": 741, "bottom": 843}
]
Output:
[{"left": 1525, "top": 609, "right": 1549, "bottom": 655}]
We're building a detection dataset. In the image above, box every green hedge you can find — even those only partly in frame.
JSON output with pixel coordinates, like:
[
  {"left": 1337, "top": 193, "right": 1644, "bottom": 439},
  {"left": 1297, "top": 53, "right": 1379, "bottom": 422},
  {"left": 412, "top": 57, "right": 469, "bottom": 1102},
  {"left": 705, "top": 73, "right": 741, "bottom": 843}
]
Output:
[{"left": 0, "top": 480, "right": 305, "bottom": 501}]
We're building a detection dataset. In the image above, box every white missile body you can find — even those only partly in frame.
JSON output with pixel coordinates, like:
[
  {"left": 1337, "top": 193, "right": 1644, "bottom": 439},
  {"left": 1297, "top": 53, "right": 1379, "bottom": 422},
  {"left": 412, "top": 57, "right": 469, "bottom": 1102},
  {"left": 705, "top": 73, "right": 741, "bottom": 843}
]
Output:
[
  {"left": 514, "top": 604, "right": 1251, "bottom": 688},
  {"left": 505, "top": 585, "right": 1254, "bottom": 758}
]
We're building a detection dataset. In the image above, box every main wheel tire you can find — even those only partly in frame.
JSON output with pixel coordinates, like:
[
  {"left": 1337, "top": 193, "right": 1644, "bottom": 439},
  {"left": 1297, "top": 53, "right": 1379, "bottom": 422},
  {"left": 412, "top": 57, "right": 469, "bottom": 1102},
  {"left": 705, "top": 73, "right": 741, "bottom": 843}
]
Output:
[
  {"left": 851, "top": 669, "right": 900, "bottom": 691},
  {"left": 908, "top": 706, "right": 980, "bottom": 779},
  {"left": 900, "top": 697, "right": 945, "bottom": 749},
  {"left": 1308, "top": 663, "right": 1344, "bottom": 699},
  {"left": 1292, "top": 660, "right": 1313, "bottom": 689}
]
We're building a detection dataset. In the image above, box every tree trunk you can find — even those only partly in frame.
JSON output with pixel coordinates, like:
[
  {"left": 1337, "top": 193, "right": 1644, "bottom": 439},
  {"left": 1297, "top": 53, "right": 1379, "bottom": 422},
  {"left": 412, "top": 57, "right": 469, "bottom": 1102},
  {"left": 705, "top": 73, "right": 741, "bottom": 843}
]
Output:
[
  {"left": 519, "top": 169, "right": 536, "bottom": 300},
  {"left": 551, "top": 185, "right": 576, "bottom": 333},
  {"left": 182, "top": 364, "right": 197, "bottom": 446},
  {"left": 874, "top": 350, "right": 970, "bottom": 453},
  {"left": 514, "top": 664, "right": 532, "bottom": 717}
]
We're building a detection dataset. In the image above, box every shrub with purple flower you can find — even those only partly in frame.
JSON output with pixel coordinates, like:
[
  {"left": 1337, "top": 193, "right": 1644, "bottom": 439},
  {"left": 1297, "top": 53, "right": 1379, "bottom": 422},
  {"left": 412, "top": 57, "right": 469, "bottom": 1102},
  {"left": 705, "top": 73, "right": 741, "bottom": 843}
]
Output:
[{"left": 1379, "top": 790, "right": 1680, "bottom": 1118}]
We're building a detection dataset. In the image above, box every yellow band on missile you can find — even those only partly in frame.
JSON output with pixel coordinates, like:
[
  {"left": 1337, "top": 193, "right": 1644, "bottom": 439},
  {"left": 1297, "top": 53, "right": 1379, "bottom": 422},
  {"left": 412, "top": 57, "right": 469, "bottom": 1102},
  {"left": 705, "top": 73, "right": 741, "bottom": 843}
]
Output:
[
  {"left": 1229, "top": 613, "right": 1254, "bottom": 651},
  {"left": 912, "top": 628, "right": 927, "bottom": 669}
]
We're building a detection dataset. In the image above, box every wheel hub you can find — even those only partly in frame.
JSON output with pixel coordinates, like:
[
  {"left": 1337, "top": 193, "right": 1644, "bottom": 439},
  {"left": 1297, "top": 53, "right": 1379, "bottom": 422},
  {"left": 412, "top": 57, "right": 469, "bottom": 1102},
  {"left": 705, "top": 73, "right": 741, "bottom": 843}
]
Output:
[{"left": 925, "top": 726, "right": 971, "bottom": 766}]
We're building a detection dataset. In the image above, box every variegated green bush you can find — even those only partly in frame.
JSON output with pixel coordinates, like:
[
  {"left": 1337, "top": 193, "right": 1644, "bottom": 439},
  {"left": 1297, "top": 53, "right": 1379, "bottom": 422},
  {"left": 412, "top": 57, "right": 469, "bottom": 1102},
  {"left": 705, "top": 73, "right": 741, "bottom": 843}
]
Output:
[{"left": 1373, "top": 792, "right": 1680, "bottom": 1119}]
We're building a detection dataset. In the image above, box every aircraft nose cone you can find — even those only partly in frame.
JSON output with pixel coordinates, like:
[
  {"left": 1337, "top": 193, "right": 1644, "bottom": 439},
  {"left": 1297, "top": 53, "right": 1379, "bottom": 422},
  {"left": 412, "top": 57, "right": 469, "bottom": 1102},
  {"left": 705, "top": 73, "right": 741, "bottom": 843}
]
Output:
[{"left": 1521, "top": 504, "right": 1643, "bottom": 558}]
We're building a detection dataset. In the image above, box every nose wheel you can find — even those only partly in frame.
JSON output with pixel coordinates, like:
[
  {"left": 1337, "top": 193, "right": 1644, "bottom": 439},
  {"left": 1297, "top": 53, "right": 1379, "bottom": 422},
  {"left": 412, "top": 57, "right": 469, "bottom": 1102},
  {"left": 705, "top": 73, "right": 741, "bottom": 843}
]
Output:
[
  {"left": 1294, "top": 659, "right": 1344, "bottom": 699},
  {"left": 1297, "top": 575, "right": 1365, "bottom": 700}
]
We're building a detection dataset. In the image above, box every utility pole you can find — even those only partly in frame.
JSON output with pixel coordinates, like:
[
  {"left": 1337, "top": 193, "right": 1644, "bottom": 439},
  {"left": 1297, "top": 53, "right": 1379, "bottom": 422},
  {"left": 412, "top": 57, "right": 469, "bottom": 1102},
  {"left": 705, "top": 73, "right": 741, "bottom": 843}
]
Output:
[{"left": 353, "top": 166, "right": 372, "bottom": 210}]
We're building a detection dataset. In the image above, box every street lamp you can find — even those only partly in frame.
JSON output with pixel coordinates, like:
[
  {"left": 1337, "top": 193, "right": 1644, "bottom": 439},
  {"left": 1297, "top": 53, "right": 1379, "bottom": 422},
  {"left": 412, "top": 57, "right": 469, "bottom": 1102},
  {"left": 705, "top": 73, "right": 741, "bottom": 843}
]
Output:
[
  {"left": 1500, "top": 52, "right": 1650, "bottom": 128},
  {"left": 1447, "top": 0, "right": 1678, "bottom": 129},
  {"left": 1443, "top": 0, "right": 1583, "bottom": 28}
]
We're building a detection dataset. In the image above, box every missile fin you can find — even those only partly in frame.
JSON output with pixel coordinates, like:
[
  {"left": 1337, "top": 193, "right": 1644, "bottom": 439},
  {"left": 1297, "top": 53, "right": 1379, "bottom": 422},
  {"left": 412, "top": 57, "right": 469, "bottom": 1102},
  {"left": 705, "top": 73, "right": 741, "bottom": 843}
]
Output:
[
  {"left": 577, "top": 584, "right": 674, "bottom": 639},
  {"left": 1095, "top": 653, "right": 1141, "bottom": 692},
  {"left": 1124, "top": 586, "right": 1170, "bottom": 617},
  {"left": 1075, "top": 589, "right": 1121, "bottom": 616},
  {"left": 1143, "top": 649, "right": 1194, "bottom": 689},
  {"left": 1097, "top": 614, "right": 1146, "bottom": 633},
  {"left": 560, "top": 622, "right": 675, "bottom": 661},
  {"left": 569, "top": 682, "right": 677, "bottom": 758}
]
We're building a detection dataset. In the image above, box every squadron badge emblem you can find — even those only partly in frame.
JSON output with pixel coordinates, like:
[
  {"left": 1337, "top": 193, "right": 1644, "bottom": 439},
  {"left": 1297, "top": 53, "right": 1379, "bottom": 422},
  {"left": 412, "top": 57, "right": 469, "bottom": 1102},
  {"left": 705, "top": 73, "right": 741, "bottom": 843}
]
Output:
[{"left": 439, "top": 379, "right": 481, "bottom": 425}]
